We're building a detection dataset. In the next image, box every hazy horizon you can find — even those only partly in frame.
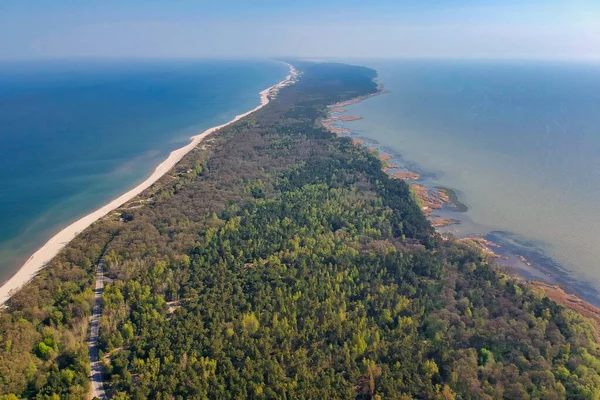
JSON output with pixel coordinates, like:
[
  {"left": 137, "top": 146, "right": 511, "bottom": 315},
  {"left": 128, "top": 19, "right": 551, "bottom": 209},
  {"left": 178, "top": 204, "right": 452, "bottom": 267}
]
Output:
[{"left": 2, "top": 0, "right": 600, "bottom": 61}]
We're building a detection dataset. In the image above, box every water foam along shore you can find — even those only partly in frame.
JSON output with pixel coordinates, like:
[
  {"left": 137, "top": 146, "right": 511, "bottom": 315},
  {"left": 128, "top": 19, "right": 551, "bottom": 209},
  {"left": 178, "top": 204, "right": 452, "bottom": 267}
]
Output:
[{"left": 0, "top": 62, "right": 299, "bottom": 305}]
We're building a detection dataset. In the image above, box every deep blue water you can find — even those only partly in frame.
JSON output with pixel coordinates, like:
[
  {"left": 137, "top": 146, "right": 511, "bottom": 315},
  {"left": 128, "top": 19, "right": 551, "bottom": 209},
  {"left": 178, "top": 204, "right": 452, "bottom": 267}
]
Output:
[
  {"left": 340, "top": 59, "right": 600, "bottom": 302},
  {"left": 0, "top": 59, "right": 287, "bottom": 283}
]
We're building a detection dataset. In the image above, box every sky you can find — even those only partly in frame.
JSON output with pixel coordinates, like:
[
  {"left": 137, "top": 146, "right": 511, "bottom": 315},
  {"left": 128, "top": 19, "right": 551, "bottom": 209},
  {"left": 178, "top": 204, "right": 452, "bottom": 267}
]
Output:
[{"left": 1, "top": 0, "right": 599, "bottom": 60}]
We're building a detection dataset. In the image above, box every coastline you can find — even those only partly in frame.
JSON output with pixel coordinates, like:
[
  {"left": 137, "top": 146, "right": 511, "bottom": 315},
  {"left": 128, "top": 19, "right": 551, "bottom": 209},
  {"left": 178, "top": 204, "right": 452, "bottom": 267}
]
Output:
[
  {"left": 327, "top": 81, "right": 600, "bottom": 325},
  {"left": 0, "top": 62, "right": 298, "bottom": 305}
]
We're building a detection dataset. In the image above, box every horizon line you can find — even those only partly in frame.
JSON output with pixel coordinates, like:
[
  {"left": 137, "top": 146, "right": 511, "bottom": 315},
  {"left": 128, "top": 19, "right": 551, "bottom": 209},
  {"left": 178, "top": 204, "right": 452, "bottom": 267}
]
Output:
[{"left": 0, "top": 55, "right": 599, "bottom": 64}]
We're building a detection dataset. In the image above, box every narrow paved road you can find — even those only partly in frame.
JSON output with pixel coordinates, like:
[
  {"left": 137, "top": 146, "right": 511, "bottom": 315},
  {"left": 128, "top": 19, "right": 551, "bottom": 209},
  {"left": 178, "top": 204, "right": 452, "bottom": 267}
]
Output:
[{"left": 89, "top": 258, "right": 107, "bottom": 400}]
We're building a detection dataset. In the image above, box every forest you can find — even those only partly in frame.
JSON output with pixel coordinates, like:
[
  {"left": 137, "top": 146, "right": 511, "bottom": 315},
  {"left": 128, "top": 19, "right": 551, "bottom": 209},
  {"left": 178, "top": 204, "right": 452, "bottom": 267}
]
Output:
[{"left": 1, "top": 60, "right": 600, "bottom": 399}]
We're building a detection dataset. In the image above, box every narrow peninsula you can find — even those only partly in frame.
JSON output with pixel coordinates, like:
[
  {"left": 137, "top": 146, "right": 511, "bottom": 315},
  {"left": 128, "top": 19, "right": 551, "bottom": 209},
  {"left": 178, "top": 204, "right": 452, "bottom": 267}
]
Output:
[{"left": 1, "top": 61, "right": 600, "bottom": 400}]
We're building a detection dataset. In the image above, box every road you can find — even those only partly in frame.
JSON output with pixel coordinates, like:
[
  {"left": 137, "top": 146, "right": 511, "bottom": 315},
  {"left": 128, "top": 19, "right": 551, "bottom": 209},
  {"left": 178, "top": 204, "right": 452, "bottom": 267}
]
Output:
[{"left": 89, "top": 258, "right": 107, "bottom": 400}]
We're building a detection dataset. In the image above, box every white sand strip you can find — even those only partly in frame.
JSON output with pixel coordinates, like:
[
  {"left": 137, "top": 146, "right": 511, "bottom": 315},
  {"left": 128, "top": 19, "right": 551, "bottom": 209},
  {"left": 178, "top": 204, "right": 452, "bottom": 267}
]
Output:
[{"left": 0, "top": 62, "right": 298, "bottom": 305}]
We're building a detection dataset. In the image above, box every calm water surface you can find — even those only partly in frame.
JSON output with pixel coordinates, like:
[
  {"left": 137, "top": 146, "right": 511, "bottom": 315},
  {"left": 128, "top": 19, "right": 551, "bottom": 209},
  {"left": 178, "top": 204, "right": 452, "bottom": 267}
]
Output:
[
  {"left": 0, "top": 59, "right": 287, "bottom": 283},
  {"left": 342, "top": 60, "right": 600, "bottom": 300}
]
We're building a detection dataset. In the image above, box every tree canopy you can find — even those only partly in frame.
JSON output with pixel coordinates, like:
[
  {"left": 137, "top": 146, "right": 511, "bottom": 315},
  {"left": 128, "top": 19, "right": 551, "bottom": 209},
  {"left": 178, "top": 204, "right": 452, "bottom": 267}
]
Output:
[{"left": 1, "top": 61, "right": 600, "bottom": 399}]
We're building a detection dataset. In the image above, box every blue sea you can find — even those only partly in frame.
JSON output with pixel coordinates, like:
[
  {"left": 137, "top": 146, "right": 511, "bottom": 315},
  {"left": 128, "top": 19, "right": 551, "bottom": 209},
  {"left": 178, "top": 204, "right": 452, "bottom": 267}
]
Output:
[
  {"left": 0, "top": 59, "right": 288, "bottom": 284},
  {"left": 340, "top": 59, "right": 600, "bottom": 304}
]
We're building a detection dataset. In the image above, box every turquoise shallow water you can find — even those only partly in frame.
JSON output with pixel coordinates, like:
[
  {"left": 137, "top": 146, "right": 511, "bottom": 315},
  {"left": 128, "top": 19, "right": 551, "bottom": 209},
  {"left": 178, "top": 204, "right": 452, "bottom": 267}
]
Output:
[
  {"left": 0, "top": 59, "right": 288, "bottom": 284},
  {"left": 340, "top": 59, "right": 600, "bottom": 303}
]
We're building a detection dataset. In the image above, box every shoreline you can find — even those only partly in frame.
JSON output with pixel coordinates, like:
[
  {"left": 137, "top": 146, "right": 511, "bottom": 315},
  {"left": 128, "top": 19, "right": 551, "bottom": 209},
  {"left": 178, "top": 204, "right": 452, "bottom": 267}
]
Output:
[
  {"left": 0, "top": 62, "right": 298, "bottom": 305},
  {"left": 327, "top": 80, "right": 600, "bottom": 318}
]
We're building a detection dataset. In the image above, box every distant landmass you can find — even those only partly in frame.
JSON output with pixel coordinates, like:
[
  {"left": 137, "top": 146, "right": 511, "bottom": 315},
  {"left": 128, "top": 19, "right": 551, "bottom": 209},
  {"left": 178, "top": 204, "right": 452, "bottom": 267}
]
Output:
[{"left": 1, "top": 60, "right": 600, "bottom": 399}]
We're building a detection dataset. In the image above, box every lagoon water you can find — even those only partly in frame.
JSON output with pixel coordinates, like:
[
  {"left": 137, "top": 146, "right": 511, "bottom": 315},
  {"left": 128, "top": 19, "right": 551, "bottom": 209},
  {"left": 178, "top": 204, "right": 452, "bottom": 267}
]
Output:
[
  {"left": 0, "top": 59, "right": 287, "bottom": 284},
  {"left": 341, "top": 60, "right": 600, "bottom": 301}
]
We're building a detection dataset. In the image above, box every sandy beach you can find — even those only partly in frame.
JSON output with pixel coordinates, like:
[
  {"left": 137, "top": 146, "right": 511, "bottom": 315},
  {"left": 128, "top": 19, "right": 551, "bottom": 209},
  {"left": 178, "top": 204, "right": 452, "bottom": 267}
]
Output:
[{"left": 0, "top": 62, "right": 298, "bottom": 305}]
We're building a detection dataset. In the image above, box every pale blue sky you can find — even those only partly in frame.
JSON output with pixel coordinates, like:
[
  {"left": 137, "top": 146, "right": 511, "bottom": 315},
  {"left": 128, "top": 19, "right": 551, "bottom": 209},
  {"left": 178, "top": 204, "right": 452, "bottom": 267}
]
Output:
[{"left": 1, "top": 0, "right": 599, "bottom": 60}]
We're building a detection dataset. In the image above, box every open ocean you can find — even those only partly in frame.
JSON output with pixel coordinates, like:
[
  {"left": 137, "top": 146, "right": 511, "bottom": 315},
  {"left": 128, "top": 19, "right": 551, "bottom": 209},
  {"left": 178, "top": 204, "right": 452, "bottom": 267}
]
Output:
[
  {"left": 340, "top": 59, "right": 600, "bottom": 304},
  {"left": 0, "top": 59, "right": 288, "bottom": 284}
]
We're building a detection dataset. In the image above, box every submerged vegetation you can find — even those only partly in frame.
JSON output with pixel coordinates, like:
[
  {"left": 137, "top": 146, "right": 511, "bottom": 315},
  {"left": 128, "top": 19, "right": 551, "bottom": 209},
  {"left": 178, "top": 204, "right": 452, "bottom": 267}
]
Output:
[{"left": 1, "top": 61, "right": 600, "bottom": 399}]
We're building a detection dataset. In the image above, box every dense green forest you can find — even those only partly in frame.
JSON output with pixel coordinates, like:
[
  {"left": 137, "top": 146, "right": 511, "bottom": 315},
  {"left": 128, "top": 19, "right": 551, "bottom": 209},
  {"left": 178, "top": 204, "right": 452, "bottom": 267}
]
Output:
[{"left": 2, "top": 61, "right": 600, "bottom": 399}]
